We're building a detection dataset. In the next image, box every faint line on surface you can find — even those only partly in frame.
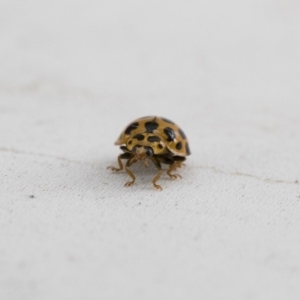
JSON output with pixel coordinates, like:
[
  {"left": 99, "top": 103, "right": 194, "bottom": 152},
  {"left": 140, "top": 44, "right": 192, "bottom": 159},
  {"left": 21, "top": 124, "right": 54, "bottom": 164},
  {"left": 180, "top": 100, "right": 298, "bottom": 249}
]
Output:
[
  {"left": 194, "top": 165, "right": 299, "bottom": 186},
  {"left": 0, "top": 147, "right": 88, "bottom": 166},
  {"left": 0, "top": 147, "right": 299, "bottom": 186}
]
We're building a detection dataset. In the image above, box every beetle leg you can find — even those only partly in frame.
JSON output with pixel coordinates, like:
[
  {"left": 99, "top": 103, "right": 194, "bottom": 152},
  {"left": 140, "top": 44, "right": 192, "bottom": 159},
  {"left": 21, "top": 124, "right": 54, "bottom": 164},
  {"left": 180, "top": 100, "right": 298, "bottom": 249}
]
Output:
[
  {"left": 172, "top": 156, "right": 186, "bottom": 171},
  {"left": 107, "top": 153, "right": 132, "bottom": 172},
  {"left": 150, "top": 157, "right": 163, "bottom": 190},
  {"left": 167, "top": 163, "right": 182, "bottom": 179},
  {"left": 152, "top": 170, "right": 163, "bottom": 190},
  {"left": 124, "top": 157, "right": 137, "bottom": 187},
  {"left": 174, "top": 162, "right": 185, "bottom": 169}
]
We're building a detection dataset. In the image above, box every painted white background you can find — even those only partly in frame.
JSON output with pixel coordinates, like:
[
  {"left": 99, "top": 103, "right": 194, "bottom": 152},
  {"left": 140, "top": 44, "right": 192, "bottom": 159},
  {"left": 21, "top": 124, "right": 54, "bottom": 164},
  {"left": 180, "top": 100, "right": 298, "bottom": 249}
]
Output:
[{"left": 1, "top": 1, "right": 300, "bottom": 299}]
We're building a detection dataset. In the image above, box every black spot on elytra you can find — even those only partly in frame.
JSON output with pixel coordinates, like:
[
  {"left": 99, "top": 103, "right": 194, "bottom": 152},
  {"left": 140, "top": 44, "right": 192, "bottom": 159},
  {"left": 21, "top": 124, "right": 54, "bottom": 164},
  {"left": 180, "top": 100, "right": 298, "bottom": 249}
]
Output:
[
  {"left": 185, "top": 142, "right": 191, "bottom": 155},
  {"left": 178, "top": 128, "right": 187, "bottom": 139},
  {"left": 125, "top": 122, "right": 139, "bottom": 135},
  {"left": 145, "top": 121, "right": 159, "bottom": 133},
  {"left": 133, "top": 134, "right": 145, "bottom": 141},
  {"left": 164, "top": 127, "right": 176, "bottom": 142},
  {"left": 158, "top": 144, "right": 163, "bottom": 149},
  {"left": 161, "top": 117, "right": 175, "bottom": 124},
  {"left": 147, "top": 136, "right": 161, "bottom": 142},
  {"left": 176, "top": 142, "right": 182, "bottom": 150}
]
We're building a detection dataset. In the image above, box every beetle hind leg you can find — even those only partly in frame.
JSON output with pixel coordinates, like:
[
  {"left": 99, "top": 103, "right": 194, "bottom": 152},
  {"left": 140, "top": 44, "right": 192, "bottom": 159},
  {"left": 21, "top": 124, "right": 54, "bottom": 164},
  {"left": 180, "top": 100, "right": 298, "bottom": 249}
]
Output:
[
  {"left": 167, "top": 163, "right": 182, "bottom": 179},
  {"left": 168, "top": 156, "right": 186, "bottom": 176},
  {"left": 156, "top": 155, "right": 184, "bottom": 180}
]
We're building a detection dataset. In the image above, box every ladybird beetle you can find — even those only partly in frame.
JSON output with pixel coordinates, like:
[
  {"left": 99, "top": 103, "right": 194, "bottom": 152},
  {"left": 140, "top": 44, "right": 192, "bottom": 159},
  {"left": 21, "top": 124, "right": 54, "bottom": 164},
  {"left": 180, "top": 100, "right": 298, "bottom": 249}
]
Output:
[{"left": 107, "top": 116, "right": 191, "bottom": 190}]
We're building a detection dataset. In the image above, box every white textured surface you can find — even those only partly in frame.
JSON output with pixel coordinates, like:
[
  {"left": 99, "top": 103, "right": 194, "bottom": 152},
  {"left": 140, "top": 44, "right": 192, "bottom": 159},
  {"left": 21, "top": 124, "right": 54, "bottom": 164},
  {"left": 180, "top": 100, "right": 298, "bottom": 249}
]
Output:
[{"left": 1, "top": 1, "right": 300, "bottom": 300}]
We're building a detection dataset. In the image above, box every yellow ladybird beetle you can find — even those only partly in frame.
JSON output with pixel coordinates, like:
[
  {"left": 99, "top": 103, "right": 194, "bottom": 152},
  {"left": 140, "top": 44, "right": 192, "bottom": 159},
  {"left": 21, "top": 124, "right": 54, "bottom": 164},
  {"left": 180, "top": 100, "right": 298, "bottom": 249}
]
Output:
[{"left": 107, "top": 116, "right": 191, "bottom": 190}]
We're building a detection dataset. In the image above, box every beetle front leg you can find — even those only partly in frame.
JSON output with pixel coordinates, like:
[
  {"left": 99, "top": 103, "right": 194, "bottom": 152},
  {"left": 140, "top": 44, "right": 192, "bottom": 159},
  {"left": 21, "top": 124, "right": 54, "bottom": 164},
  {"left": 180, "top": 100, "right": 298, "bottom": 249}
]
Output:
[
  {"left": 124, "top": 157, "right": 137, "bottom": 187},
  {"left": 151, "top": 157, "right": 163, "bottom": 190},
  {"left": 107, "top": 153, "right": 132, "bottom": 172}
]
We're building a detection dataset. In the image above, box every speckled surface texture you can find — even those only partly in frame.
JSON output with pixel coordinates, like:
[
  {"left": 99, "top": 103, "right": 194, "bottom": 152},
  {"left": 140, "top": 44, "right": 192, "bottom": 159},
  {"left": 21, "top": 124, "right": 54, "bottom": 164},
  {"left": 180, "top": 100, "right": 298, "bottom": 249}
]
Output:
[{"left": 1, "top": 1, "right": 300, "bottom": 299}]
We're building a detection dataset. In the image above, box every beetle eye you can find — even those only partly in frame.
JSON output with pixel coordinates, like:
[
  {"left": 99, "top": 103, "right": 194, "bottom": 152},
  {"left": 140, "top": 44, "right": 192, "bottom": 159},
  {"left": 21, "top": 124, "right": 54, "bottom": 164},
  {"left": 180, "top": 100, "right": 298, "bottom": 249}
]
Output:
[{"left": 145, "top": 147, "right": 153, "bottom": 156}]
